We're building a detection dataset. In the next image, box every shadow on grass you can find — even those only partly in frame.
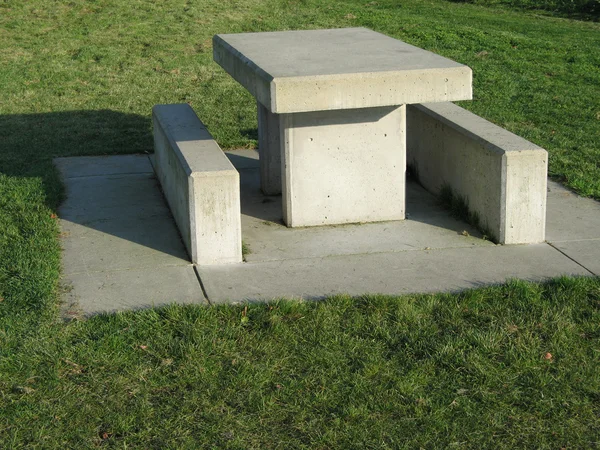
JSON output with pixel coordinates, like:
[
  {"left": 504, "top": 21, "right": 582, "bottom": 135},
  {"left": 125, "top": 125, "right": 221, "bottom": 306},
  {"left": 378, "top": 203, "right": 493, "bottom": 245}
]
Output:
[
  {"left": 0, "top": 110, "right": 153, "bottom": 209},
  {"left": 240, "top": 127, "right": 258, "bottom": 141},
  {"left": 0, "top": 110, "right": 192, "bottom": 262}
]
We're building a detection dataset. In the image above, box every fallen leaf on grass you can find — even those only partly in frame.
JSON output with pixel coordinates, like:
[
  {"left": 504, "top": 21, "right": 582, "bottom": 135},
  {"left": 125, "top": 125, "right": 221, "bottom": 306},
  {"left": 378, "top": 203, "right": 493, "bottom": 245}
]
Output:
[
  {"left": 544, "top": 352, "right": 553, "bottom": 361},
  {"left": 139, "top": 345, "right": 148, "bottom": 350},
  {"left": 241, "top": 305, "right": 249, "bottom": 325},
  {"left": 345, "top": 13, "right": 357, "bottom": 19},
  {"left": 12, "top": 385, "right": 35, "bottom": 394}
]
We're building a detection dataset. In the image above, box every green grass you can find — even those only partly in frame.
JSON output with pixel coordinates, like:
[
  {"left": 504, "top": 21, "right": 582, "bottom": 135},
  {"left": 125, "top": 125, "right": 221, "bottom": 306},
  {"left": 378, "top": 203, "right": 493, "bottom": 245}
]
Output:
[
  {"left": 1, "top": 0, "right": 600, "bottom": 447},
  {"left": 447, "top": 0, "right": 600, "bottom": 18},
  {"left": 3, "top": 278, "right": 600, "bottom": 448}
]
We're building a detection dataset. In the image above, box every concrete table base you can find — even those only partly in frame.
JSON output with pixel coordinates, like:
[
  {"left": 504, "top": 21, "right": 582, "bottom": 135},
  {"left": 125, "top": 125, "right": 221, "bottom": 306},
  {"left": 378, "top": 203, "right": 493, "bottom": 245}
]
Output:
[
  {"left": 257, "top": 102, "right": 282, "bottom": 195},
  {"left": 260, "top": 104, "right": 406, "bottom": 227}
]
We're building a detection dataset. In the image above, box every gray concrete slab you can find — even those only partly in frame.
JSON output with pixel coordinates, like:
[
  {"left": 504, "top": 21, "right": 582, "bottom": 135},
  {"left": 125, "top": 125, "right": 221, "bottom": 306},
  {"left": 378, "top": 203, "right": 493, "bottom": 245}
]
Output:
[
  {"left": 407, "top": 103, "right": 547, "bottom": 244},
  {"left": 56, "top": 155, "right": 206, "bottom": 317},
  {"left": 198, "top": 244, "right": 589, "bottom": 303},
  {"left": 55, "top": 154, "right": 153, "bottom": 178},
  {"left": 153, "top": 104, "right": 242, "bottom": 265},
  {"left": 546, "top": 180, "right": 600, "bottom": 242},
  {"left": 550, "top": 240, "right": 600, "bottom": 276},
  {"left": 57, "top": 152, "right": 599, "bottom": 315},
  {"left": 59, "top": 173, "right": 171, "bottom": 222},
  {"left": 216, "top": 28, "right": 468, "bottom": 78},
  {"left": 60, "top": 216, "right": 189, "bottom": 275},
  {"left": 229, "top": 149, "right": 491, "bottom": 263},
  {"left": 62, "top": 266, "right": 205, "bottom": 316}
]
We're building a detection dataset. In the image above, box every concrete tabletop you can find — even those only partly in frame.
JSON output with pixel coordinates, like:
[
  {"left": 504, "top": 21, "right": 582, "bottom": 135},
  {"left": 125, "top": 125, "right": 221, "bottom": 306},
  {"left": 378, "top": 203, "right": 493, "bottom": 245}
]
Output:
[{"left": 213, "top": 27, "right": 472, "bottom": 113}]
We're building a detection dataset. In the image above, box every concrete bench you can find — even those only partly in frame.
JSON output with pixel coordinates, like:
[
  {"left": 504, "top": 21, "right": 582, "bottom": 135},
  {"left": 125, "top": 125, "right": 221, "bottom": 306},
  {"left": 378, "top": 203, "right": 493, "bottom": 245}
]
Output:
[
  {"left": 407, "top": 102, "right": 547, "bottom": 244},
  {"left": 152, "top": 104, "right": 242, "bottom": 265}
]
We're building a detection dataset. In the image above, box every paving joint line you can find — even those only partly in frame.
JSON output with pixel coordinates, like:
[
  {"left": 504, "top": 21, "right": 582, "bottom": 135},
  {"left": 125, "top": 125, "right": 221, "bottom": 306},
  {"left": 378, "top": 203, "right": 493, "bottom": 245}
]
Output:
[
  {"left": 546, "top": 242, "right": 597, "bottom": 276},
  {"left": 193, "top": 265, "right": 212, "bottom": 305}
]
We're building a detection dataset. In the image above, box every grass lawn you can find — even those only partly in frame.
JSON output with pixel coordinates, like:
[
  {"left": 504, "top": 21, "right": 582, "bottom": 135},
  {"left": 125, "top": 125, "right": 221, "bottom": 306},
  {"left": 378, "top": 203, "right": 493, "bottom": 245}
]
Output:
[{"left": 1, "top": 0, "right": 599, "bottom": 447}]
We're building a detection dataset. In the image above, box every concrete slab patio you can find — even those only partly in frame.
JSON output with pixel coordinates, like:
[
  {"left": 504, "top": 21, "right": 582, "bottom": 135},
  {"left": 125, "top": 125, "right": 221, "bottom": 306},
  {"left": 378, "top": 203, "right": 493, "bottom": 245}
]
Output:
[
  {"left": 56, "top": 155, "right": 208, "bottom": 317},
  {"left": 56, "top": 150, "right": 599, "bottom": 315}
]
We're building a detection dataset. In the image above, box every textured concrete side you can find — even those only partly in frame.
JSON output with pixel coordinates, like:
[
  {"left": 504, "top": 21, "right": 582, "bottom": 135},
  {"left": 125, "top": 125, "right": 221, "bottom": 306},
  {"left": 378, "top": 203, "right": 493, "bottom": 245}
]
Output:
[
  {"left": 282, "top": 105, "right": 406, "bottom": 227},
  {"left": 407, "top": 102, "right": 547, "bottom": 244},
  {"left": 152, "top": 104, "right": 242, "bottom": 265}
]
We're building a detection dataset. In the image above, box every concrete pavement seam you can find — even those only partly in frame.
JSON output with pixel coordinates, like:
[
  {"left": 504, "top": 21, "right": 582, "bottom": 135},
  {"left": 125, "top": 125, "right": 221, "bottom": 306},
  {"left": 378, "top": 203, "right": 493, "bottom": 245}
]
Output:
[
  {"left": 193, "top": 265, "right": 212, "bottom": 305},
  {"left": 546, "top": 242, "right": 597, "bottom": 276}
]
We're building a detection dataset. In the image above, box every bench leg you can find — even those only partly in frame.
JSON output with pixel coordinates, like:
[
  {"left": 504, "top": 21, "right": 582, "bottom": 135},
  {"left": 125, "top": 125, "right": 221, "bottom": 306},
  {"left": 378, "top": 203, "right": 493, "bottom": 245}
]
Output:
[
  {"left": 257, "top": 101, "right": 282, "bottom": 195},
  {"left": 281, "top": 105, "right": 406, "bottom": 227}
]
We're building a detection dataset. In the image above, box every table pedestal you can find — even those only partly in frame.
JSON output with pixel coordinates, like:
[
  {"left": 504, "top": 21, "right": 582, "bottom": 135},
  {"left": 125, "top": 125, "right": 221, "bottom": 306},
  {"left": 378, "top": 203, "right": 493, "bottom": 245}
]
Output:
[
  {"left": 258, "top": 104, "right": 406, "bottom": 227},
  {"left": 257, "top": 102, "right": 282, "bottom": 195}
]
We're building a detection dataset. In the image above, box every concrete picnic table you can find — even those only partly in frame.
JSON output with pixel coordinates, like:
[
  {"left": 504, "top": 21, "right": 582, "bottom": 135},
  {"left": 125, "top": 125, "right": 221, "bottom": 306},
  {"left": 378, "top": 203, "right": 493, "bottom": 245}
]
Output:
[{"left": 213, "top": 27, "right": 472, "bottom": 227}]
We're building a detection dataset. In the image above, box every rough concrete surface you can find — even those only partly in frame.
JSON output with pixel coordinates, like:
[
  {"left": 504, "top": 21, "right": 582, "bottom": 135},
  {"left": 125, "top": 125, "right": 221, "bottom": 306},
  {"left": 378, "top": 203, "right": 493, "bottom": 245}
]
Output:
[
  {"left": 57, "top": 150, "right": 599, "bottom": 314},
  {"left": 257, "top": 101, "right": 282, "bottom": 195},
  {"left": 281, "top": 105, "right": 406, "bottom": 226}
]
